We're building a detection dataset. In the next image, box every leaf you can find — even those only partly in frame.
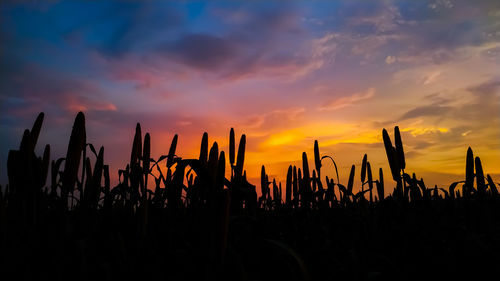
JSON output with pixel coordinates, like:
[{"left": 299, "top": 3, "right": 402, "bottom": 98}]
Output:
[
  {"left": 321, "top": 155, "right": 340, "bottom": 184},
  {"left": 62, "top": 112, "right": 86, "bottom": 196},
  {"left": 438, "top": 188, "right": 449, "bottom": 198},
  {"left": 88, "top": 143, "right": 97, "bottom": 158},
  {"left": 157, "top": 155, "right": 168, "bottom": 163},
  {"left": 402, "top": 173, "right": 412, "bottom": 185},
  {"left": 337, "top": 184, "right": 348, "bottom": 194},
  {"left": 487, "top": 174, "right": 498, "bottom": 195},
  {"left": 448, "top": 181, "right": 462, "bottom": 198},
  {"left": 28, "top": 112, "right": 44, "bottom": 153},
  {"left": 475, "top": 157, "right": 486, "bottom": 195},
  {"left": 382, "top": 128, "right": 400, "bottom": 181}
]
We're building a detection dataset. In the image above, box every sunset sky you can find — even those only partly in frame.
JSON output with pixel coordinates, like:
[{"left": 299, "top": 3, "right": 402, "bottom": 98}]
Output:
[{"left": 1, "top": 1, "right": 500, "bottom": 191}]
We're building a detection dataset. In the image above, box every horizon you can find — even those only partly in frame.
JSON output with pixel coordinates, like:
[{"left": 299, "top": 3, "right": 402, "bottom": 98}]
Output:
[{"left": 1, "top": 1, "right": 500, "bottom": 191}]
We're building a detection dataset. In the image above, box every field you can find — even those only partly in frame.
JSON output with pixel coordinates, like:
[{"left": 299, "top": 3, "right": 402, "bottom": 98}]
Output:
[{"left": 1, "top": 112, "right": 500, "bottom": 280}]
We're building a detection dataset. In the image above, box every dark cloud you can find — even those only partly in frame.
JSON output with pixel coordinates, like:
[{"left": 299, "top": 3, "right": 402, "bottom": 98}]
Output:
[
  {"left": 397, "top": 82, "right": 499, "bottom": 136},
  {"left": 412, "top": 20, "right": 485, "bottom": 52},
  {"left": 454, "top": 79, "right": 500, "bottom": 123},
  {"left": 400, "top": 105, "right": 453, "bottom": 120},
  {"left": 404, "top": 150, "right": 424, "bottom": 159},
  {"left": 392, "top": 78, "right": 500, "bottom": 159},
  {"left": 104, "top": 3, "right": 309, "bottom": 80},
  {"left": 412, "top": 140, "right": 435, "bottom": 150},
  {"left": 160, "top": 33, "right": 239, "bottom": 70},
  {"left": 400, "top": 78, "right": 500, "bottom": 122},
  {"left": 467, "top": 79, "right": 500, "bottom": 97},
  {"left": 157, "top": 5, "right": 306, "bottom": 78}
]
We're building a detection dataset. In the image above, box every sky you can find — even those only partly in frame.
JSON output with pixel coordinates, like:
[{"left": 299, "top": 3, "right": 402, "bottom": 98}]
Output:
[{"left": 1, "top": 0, "right": 500, "bottom": 192}]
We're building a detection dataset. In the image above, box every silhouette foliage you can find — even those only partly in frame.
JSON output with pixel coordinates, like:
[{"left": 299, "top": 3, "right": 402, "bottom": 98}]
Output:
[{"left": 2, "top": 112, "right": 500, "bottom": 280}]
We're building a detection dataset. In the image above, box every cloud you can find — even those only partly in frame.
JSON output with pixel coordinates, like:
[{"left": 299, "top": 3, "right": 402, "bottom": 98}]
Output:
[
  {"left": 481, "top": 46, "right": 500, "bottom": 61},
  {"left": 428, "top": 0, "right": 454, "bottom": 10},
  {"left": 373, "top": 1, "right": 500, "bottom": 67},
  {"left": 385, "top": 55, "right": 397, "bottom": 64},
  {"left": 64, "top": 96, "right": 118, "bottom": 112},
  {"left": 461, "top": 130, "right": 472, "bottom": 136},
  {"left": 95, "top": 3, "right": 325, "bottom": 83},
  {"left": 400, "top": 105, "right": 452, "bottom": 120},
  {"left": 423, "top": 71, "right": 442, "bottom": 85},
  {"left": 241, "top": 107, "right": 306, "bottom": 133},
  {"left": 344, "top": 3, "right": 404, "bottom": 33},
  {"left": 0, "top": 57, "right": 116, "bottom": 117},
  {"left": 92, "top": 2, "right": 184, "bottom": 58},
  {"left": 398, "top": 78, "right": 500, "bottom": 138},
  {"left": 159, "top": 33, "right": 239, "bottom": 70},
  {"left": 466, "top": 79, "right": 500, "bottom": 97},
  {"left": 310, "top": 33, "right": 338, "bottom": 66},
  {"left": 319, "top": 87, "right": 375, "bottom": 111}
]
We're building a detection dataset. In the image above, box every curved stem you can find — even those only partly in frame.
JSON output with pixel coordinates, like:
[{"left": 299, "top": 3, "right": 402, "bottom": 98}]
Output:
[{"left": 321, "top": 155, "right": 340, "bottom": 185}]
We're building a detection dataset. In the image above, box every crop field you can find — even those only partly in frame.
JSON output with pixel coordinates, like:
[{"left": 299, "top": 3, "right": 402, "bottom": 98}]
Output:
[{"left": 1, "top": 112, "right": 499, "bottom": 280}]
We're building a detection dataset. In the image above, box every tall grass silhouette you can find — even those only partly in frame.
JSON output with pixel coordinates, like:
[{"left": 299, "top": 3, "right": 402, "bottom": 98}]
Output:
[{"left": 1, "top": 112, "right": 500, "bottom": 280}]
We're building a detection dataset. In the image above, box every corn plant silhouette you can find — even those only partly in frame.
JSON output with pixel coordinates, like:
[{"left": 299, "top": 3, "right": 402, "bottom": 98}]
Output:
[{"left": 1, "top": 111, "right": 500, "bottom": 280}]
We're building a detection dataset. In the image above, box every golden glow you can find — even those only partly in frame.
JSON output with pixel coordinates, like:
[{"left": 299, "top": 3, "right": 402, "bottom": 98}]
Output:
[
  {"left": 262, "top": 123, "right": 378, "bottom": 148},
  {"left": 402, "top": 127, "right": 449, "bottom": 136},
  {"left": 264, "top": 130, "right": 304, "bottom": 147}
]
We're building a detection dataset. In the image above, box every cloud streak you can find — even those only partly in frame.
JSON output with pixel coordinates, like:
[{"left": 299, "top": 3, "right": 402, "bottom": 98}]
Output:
[{"left": 319, "top": 88, "right": 375, "bottom": 111}]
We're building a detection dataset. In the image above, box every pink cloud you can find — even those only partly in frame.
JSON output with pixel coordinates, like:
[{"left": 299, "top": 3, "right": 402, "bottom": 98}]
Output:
[{"left": 318, "top": 87, "right": 375, "bottom": 111}]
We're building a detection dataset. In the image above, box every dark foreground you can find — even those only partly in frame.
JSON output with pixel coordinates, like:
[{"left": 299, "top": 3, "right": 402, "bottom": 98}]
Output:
[
  {"left": 1, "top": 112, "right": 499, "bottom": 280},
  {"left": 2, "top": 198, "right": 500, "bottom": 281}
]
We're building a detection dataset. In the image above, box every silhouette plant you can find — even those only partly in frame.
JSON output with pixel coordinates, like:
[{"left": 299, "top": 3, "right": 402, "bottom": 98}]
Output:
[{"left": 2, "top": 111, "right": 500, "bottom": 281}]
